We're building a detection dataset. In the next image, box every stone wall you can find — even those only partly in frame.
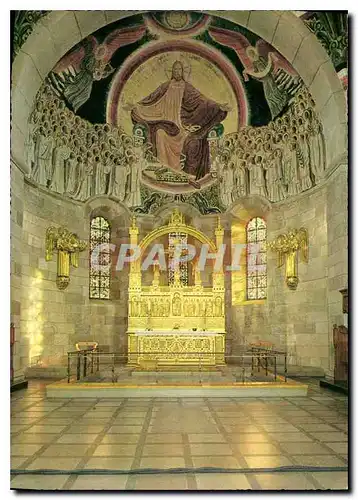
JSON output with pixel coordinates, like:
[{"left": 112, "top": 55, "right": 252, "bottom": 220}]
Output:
[
  {"left": 10, "top": 161, "right": 25, "bottom": 381},
  {"left": 326, "top": 164, "right": 348, "bottom": 378},
  {"left": 20, "top": 179, "right": 86, "bottom": 368},
  {"left": 228, "top": 183, "right": 329, "bottom": 370},
  {"left": 86, "top": 205, "right": 130, "bottom": 355},
  {"left": 15, "top": 198, "right": 224, "bottom": 371},
  {"left": 267, "top": 185, "right": 330, "bottom": 371},
  {"left": 11, "top": 164, "right": 347, "bottom": 377},
  {"left": 18, "top": 187, "right": 133, "bottom": 370},
  {"left": 227, "top": 165, "right": 348, "bottom": 375}
]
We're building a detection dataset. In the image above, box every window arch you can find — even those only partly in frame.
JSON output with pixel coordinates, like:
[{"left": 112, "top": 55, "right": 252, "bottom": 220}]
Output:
[
  {"left": 246, "top": 217, "right": 267, "bottom": 300},
  {"left": 89, "top": 216, "right": 111, "bottom": 299}
]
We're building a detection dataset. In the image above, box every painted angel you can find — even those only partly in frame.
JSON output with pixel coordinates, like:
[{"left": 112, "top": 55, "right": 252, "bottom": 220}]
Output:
[
  {"left": 48, "top": 25, "right": 146, "bottom": 112},
  {"left": 209, "top": 26, "right": 302, "bottom": 120}
]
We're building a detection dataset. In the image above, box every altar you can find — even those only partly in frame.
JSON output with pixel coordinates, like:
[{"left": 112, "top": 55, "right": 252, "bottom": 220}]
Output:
[
  {"left": 127, "top": 209, "right": 226, "bottom": 369},
  {"left": 129, "top": 331, "right": 225, "bottom": 367}
]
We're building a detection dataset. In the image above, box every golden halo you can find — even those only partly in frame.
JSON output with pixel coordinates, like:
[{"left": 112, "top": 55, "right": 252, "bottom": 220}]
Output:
[
  {"left": 94, "top": 45, "right": 107, "bottom": 60},
  {"left": 163, "top": 12, "right": 190, "bottom": 30},
  {"left": 246, "top": 46, "right": 259, "bottom": 60},
  {"left": 116, "top": 50, "right": 238, "bottom": 137}
]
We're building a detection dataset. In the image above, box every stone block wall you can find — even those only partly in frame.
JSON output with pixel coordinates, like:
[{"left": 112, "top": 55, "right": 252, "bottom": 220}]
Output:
[
  {"left": 10, "top": 164, "right": 348, "bottom": 377},
  {"left": 10, "top": 162, "right": 25, "bottom": 381},
  {"left": 18, "top": 185, "right": 132, "bottom": 369},
  {"left": 326, "top": 164, "right": 348, "bottom": 378},
  {"left": 20, "top": 180, "right": 86, "bottom": 368},
  {"left": 227, "top": 164, "right": 348, "bottom": 375},
  {"left": 227, "top": 183, "right": 329, "bottom": 372},
  {"left": 267, "top": 185, "right": 330, "bottom": 371}
]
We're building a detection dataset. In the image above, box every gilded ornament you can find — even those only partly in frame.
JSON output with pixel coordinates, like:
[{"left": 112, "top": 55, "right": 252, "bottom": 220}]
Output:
[
  {"left": 45, "top": 226, "right": 87, "bottom": 290},
  {"left": 268, "top": 228, "right": 308, "bottom": 290},
  {"left": 127, "top": 209, "right": 226, "bottom": 367}
]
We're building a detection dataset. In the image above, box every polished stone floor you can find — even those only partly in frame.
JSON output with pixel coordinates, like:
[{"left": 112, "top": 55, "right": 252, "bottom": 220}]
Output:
[{"left": 11, "top": 378, "right": 348, "bottom": 490}]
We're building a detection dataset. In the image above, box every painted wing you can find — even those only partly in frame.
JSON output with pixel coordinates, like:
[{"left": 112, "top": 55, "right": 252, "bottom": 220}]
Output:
[
  {"left": 53, "top": 36, "right": 98, "bottom": 73},
  {"left": 208, "top": 26, "right": 254, "bottom": 71},
  {"left": 53, "top": 45, "right": 85, "bottom": 73},
  {"left": 256, "top": 39, "right": 297, "bottom": 76},
  {"left": 100, "top": 25, "right": 147, "bottom": 63}
]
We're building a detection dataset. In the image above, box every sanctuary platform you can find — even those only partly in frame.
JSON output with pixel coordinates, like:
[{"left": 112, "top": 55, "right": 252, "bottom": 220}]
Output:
[{"left": 46, "top": 364, "right": 308, "bottom": 398}]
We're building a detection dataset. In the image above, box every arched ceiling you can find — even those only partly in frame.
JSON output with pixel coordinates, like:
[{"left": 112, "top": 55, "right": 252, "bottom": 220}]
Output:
[{"left": 11, "top": 10, "right": 346, "bottom": 173}]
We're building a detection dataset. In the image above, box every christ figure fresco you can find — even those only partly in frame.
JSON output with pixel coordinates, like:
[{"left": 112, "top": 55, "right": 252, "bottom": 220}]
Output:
[{"left": 124, "top": 61, "right": 230, "bottom": 181}]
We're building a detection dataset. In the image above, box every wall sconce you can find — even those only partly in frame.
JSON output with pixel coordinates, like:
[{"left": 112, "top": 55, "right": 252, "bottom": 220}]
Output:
[
  {"left": 45, "top": 226, "right": 87, "bottom": 290},
  {"left": 268, "top": 228, "right": 308, "bottom": 290}
]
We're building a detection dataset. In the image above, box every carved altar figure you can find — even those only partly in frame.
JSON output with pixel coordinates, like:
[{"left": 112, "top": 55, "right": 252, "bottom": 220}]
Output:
[
  {"left": 157, "top": 301, "right": 165, "bottom": 317},
  {"left": 214, "top": 296, "right": 223, "bottom": 316},
  {"left": 155, "top": 299, "right": 162, "bottom": 316},
  {"left": 142, "top": 300, "right": 149, "bottom": 317},
  {"left": 198, "top": 299, "right": 206, "bottom": 317},
  {"left": 206, "top": 299, "right": 213, "bottom": 316},
  {"left": 151, "top": 299, "right": 158, "bottom": 316},
  {"left": 29, "top": 101, "right": 43, "bottom": 131},
  {"left": 131, "top": 297, "right": 140, "bottom": 317},
  {"left": 172, "top": 293, "right": 182, "bottom": 316},
  {"left": 165, "top": 299, "right": 170, "bottom": 317},
  {"left": 151, "top": 263, "right": 161, "bottom": 287}
]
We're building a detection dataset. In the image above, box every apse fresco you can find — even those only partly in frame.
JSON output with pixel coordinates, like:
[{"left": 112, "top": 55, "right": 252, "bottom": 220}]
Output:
[{"left": 28, "top": 11, "right": 325, "bottom": 214}]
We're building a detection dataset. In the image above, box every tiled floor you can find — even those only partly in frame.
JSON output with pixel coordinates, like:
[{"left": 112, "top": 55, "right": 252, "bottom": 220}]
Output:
[{"left": 10, "top": 378, "right": 348, "bottom": 490}]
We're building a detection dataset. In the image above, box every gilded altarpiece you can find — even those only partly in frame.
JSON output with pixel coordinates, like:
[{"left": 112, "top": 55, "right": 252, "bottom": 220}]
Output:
[{"left": 127, "top": 210, "right": 225, "bottom": 368}]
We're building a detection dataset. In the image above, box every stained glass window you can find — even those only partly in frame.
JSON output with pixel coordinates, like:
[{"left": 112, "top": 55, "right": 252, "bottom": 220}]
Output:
[
  {"left": 89, "top": 216, "right": 111, "bottom": 299},
  {"left": 168, "top": 232, "right": 188, "bottom": 285},
  {"left": 246, "top": 217, "right": 267, "bottom": 300}
]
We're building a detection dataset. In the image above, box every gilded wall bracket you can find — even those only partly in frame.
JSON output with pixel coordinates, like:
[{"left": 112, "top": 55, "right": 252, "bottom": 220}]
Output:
[
  {"left": 45, "top": 226, "right": 87, "bottom": 290},
  {"left": 268, "top": 228, "right": 308, "bottom": 290}
]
